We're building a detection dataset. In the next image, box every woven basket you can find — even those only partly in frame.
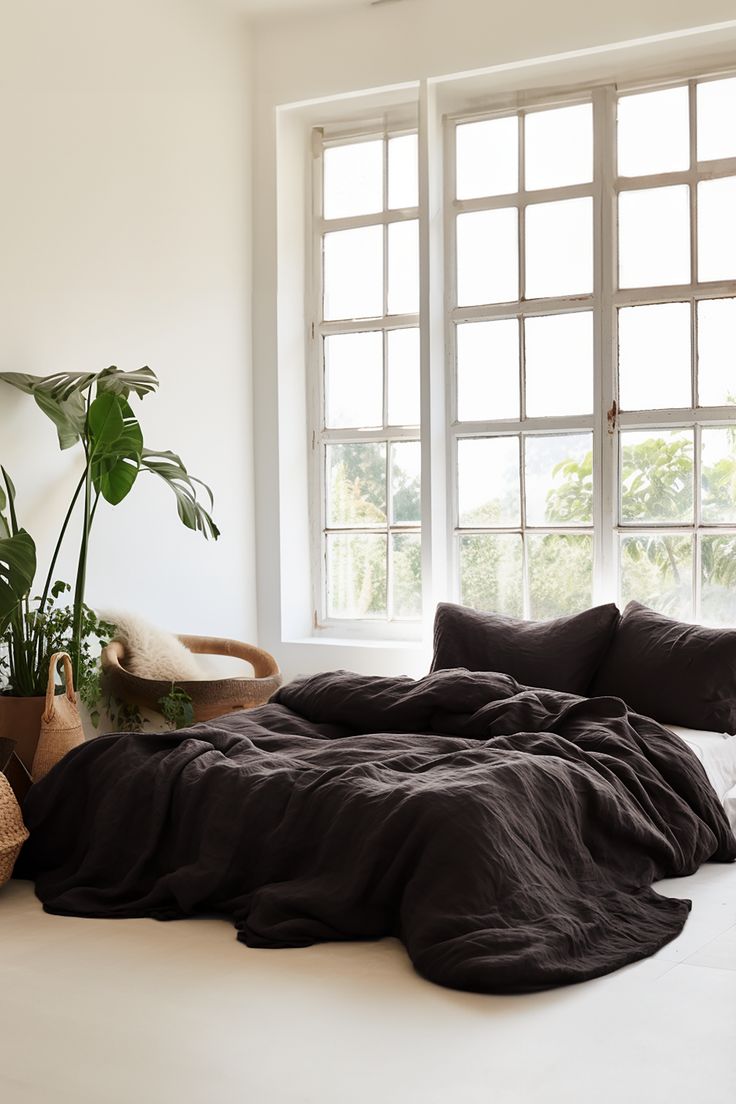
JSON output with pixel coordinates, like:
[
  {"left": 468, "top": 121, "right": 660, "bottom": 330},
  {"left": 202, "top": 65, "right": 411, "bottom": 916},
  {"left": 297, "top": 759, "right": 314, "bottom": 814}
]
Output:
[
  {"left": 31, "top": 652, "right": 85, "bottom": 783},
  {"left": 0, "top": 773, "right": 28, "bottom": 887},
  {"left": 101, "top": 635, "right": 282, "bottom": 723}
]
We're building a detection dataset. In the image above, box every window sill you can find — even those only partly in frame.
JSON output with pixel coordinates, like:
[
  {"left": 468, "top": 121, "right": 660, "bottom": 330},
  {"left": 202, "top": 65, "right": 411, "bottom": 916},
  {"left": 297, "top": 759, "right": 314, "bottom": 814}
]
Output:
[
  {"left": 273, "top": 634, "right": 429, "bottom": 680},
  {"left": 283, "top": 635, "right": 425, "bottom": 650}
]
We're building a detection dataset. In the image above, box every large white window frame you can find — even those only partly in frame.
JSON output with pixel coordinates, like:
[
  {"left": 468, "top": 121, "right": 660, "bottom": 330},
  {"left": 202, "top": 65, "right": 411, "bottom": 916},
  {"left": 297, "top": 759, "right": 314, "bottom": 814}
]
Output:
[
  {"left": 306, "top": 65, "right": 736, "bottom": 640},
  {"left": 446, "top": 86, "right": 601, "bottom": 619},
  {"left": 310, "top": 114, "right": 423, "bottom": 640},
  {"left": 610, "top": 74, "right": 736, "bottom": 622}
]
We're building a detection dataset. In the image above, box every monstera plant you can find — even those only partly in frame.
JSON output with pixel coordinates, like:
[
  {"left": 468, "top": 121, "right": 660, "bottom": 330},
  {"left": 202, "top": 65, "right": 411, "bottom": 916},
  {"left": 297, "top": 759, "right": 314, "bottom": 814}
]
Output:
[{"left": 0, "top": 366, "right": 219, "bottom": 708}]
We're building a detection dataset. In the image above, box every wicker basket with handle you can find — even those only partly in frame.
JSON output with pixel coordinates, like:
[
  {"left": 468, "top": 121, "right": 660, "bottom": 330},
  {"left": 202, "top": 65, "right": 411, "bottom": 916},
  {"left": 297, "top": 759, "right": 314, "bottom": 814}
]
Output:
[
  {"left": 31, "top": 652, "right": 85, "bottom": 783},
  {"left": 0, "top": 772, "right": 28, "bottom": 887},
  {"left": 101, "top": 635, "right": 282, "bottom": 722}
]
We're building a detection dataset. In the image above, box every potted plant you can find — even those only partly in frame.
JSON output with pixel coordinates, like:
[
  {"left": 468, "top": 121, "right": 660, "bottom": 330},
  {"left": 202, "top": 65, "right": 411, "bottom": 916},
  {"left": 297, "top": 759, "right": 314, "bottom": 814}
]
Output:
[{"left": 0, "top": 366, "right": 219, "bottom": 770}]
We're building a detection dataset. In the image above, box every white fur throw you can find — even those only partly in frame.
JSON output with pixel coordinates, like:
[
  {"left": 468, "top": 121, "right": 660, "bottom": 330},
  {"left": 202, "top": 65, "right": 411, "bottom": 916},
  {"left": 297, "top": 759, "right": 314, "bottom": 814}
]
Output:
[{"left": 101, "top": 611, "right": 204, "bottom": 681}]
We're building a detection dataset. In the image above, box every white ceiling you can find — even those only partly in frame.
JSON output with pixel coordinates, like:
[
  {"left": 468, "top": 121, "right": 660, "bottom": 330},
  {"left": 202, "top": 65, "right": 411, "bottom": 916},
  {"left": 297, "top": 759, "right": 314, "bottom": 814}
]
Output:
[{"left": 220, "top": 0, "right": 379, "bottom": 16}]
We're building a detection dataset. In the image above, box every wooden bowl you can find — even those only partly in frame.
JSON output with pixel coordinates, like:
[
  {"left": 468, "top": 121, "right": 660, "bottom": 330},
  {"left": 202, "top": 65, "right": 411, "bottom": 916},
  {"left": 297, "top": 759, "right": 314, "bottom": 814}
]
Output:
[{"left": 100, "top": 635, "right": 282, "bottom": 723}]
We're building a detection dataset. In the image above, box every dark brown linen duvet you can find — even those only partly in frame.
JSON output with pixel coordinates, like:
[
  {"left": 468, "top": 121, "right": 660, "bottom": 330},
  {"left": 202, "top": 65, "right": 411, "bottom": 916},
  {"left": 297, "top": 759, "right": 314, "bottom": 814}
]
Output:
[{"left": 18, "top": 669, "right": 736, "bottom": 994}]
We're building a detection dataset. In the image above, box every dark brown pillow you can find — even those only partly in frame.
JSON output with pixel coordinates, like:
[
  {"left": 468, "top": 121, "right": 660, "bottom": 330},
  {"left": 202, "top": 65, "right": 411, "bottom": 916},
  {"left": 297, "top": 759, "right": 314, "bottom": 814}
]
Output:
[
  {"left": 591, "top": 601, "right": 736, "bottom": 732},
  {"left": 430, "top": 602, "right": 620, "bottom": 695}
]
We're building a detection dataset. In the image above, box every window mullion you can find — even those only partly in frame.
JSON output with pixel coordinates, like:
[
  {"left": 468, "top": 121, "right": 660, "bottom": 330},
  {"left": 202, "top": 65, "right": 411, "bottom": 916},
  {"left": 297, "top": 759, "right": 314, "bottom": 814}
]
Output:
[
  {"left": 594, "top": 85, "right": 618, "bottom": 605},
  {"left": 419, "top": 78, "right": 450, "bottom": 626},
  {"left": 518, "top": 113, "right": 529, "bottom": 615},
  {"left": 694, "top": 421, "right": 703, "bottom": 620},
  {"left": 688, "top": 80, "right": 699, "bottom": 287},
  {"left": 311, "top": 136, "right": 326, "bottom": 626}
]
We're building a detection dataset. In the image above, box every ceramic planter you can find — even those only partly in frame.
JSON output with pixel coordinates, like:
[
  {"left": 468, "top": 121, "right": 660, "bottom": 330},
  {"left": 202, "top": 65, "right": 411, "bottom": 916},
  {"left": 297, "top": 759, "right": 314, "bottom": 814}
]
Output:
[{"left": 0, "top": 695, "right": 45, "bottom": 774}]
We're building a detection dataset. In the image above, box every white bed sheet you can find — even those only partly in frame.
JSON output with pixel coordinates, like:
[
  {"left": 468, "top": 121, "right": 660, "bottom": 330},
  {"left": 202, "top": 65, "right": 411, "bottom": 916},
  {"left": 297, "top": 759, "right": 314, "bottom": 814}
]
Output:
[{"left": 666, "top": 724, "right": 736, "bottom": 833}]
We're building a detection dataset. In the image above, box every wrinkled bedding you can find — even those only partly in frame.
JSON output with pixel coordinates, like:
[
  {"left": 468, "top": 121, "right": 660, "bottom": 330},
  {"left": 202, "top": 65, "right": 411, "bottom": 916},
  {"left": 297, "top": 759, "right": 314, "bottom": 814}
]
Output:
[{"left": 19, "top": 669, "right": 736, "bottom": 993}]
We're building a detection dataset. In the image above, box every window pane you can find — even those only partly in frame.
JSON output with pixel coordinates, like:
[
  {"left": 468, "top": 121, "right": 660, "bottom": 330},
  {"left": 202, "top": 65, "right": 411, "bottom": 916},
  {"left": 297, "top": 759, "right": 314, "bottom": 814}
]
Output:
[
  {"left": 457, "top": 208, "right": 518, "bottom": 306},
  {"left": 524, "top": 312, "right": 593, "bottom": 416},
  {"left": 388, "top": 134, "right": 418, "bottom": 209},
  {"left": 698, "top": 177, "right": 736, "bottom": 283},
  {"left": 327, "top": 533, "right": 387, "bottom": 618},
  {"left": 528, "top": 534, "right": 593, "bottom": 620},
  {"left": 387, "top": 219, "right": 419, "bottom": 314},
  {"left": 459, "top": 534, "right": 523, "bottom": 617},
  {"left": 525, "top": 103, "right": 593, "bottom": 190},
  {"left": 620, "top": 429, "right": 694, "bottom": 524},
  {"left": 701, "top": 535, "right": 736, "bottom": 626},
  {"left": 456, "top": 318, "right": 519, "bottom": 422},
  {"left": 456, "top": 116, "right": 518, "bottom": 200},
  {"left": 618, "top": 303, "right": 691, "bottom": 411},
  {"left": 697, "top": 77, "right": 736, "bottom": 162},
  {"left": 323, "top": 140, "right": 383, "bottom": 220},
  {"left": 618, "top": 186, "right": 690, "bottom": 288},
  {"left": 698, "top": 298, "right": 736, "bottom": 407},
  {"left": 390, "top": 441, "right": 421, "bottom": 525},
  {"left": 324, "top": 331, "right": 383, "bottom": 429},
  {"left": 387, "top": 328, "right": 420, "bottom": 425},
  {"left": 392, "top": 533, "right": 422, "bottom": 618},
  {"left": 617, "top": 86, "right": 689, "bottom": 177},
  {"left": 327, "top": 442, "right": 386, "bottom": 526},
  {"left": 620, "top": 534, "right": 693, "bottom": 620},
  {"left": 458, "top": 436, "right": 520, "bottom": 527},
  {"left": 525, "top": 433, "right": 593, "bottom": 526},
  {"left": 525, "top": 198, "right": 592, "bottom": 299},
  {"left": 701, "top": 427, "right": 736, "bottom": 524},
  {"left": 324, "top": 225, "right": 383, "bottom": 320}
]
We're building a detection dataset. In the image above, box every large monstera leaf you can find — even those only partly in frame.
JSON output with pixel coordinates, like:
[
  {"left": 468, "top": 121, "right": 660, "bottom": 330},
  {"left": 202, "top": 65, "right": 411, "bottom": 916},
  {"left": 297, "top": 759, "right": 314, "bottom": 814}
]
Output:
[
  {"left": 0, "top": 366, "right": 158, "bottom": 451},
  {"left": 95, "top": 366, "right": 158, "bottom": 401},
  {"left": 0, "top": 529, "right": 36, "bottom": 634},
  {"left": 0, "top": 472, "right": 36, "bottom": 634},
  {"left": 88, "top": 392, "right": 144, "bottom": 505},
  {"left": 0, "top": 468, "right": 16, "bottom": 539},
  {"left": 141, "top": 449, "right": 220, "bottom": 540},
  {"left": 0, "top": 372, "right": 91, "bottom": 449}
]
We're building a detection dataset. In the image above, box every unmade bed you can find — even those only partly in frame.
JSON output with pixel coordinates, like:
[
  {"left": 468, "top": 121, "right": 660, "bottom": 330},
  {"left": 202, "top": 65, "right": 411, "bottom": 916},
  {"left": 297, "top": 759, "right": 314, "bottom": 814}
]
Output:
[{"left": 18, "top": 667, "right": 736, "bottom": 994}]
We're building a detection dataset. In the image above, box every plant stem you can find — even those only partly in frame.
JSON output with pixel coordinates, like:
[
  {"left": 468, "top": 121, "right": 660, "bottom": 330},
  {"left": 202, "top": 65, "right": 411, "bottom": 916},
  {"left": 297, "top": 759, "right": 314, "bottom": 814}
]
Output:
[
  {"left": 70, "top": 389, "right": 95, "bottom": 686},
  {"left": 31, "top": 468, "right": 88, "bottom": 677},
  {"left": 37, "top": 470, "right": 87, "bottom": 616},
  {"left": 71, "top": 458, "right": 92, "bottom": 685},
  {"left": 9, "top": 607, "right": 31, "bottom": 694}
]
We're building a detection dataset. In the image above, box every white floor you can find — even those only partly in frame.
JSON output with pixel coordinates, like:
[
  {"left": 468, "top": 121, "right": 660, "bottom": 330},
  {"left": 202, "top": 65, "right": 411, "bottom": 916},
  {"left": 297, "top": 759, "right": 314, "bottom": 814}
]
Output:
[{"left": 1, "top": 867, "right": 735, "bottom": 1104}]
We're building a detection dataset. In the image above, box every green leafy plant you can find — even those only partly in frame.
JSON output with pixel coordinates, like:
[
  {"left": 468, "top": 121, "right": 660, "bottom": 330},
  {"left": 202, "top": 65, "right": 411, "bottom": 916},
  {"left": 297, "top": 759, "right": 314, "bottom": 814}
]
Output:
[
  {"left": 97, "top": 685, "right": 193, "bottom": 734},
  {"left": 157, "top": 684, "right": 195, "bottom": 730},
  {"left": 0, "top": 366, "right": 219, "bottom": 704},
  {"left": 545, "top": 435, "right": 736, "bottom": 616},
  {"left": 0, "top": 471, "right": 37, "bottom": 637},
  {"left": 105, "top": 699, "right": 145, "bottom": 733}
]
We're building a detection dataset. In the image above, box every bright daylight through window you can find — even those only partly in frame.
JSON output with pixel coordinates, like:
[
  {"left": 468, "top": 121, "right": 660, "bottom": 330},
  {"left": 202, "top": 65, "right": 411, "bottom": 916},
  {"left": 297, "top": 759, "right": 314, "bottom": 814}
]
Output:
[
  {"left": 311, "top": 72, "right": 736, "bottom": 632},
  {"left": 316, "top": 130, "right": 421, "bottom": 624}
]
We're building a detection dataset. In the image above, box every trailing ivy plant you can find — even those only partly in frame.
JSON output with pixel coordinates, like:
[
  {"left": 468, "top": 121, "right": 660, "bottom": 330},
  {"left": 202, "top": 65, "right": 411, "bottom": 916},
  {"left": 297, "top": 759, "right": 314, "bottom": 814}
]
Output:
[
  {"left": 99, "top": 687, "right": 193, "bottom": 734},
  {"left": 157, "top": 684, "right": 195, "bottom": 731},
  {"left": 0, "top": 366, "right": 219, "bottom": 705},
  {"left": 105, "top": 698, "right": 145, "bottom": 733}
]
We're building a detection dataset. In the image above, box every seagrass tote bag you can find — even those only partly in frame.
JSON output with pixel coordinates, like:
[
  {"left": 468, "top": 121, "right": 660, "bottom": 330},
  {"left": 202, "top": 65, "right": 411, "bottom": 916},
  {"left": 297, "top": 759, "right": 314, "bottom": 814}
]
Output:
[
  {"left": 0, "top": 771, "right": 28, "bottom": 887},
  {"left": 31, "top": 652, "right": 85, "bottom": 783}
]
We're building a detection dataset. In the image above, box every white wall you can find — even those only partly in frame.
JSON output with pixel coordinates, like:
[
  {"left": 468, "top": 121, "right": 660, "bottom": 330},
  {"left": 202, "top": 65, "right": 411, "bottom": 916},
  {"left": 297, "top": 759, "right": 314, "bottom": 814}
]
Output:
[
  {"left": 253, "top": 0, "right": 736, "bottom": 104},
  {"left": 0, "top": 0, "right": 256, "bottom": 644},
  {"left": 251, "top": 0, "right": 736, "bottom": 680}
]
